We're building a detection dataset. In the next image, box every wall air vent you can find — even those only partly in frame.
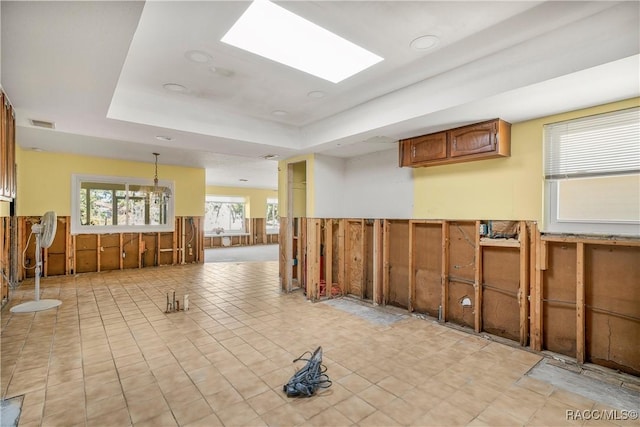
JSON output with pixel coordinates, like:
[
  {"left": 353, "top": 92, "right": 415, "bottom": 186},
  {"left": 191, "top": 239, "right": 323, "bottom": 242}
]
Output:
[{"left": 30, "top": 119, "right": 55, "bottom": 129}]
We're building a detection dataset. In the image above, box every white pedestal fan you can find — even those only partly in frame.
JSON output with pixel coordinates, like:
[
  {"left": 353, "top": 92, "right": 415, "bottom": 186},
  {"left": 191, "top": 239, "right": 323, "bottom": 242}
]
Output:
[{"left": 10, "top": 211, "right": 62, "bottom": 313}]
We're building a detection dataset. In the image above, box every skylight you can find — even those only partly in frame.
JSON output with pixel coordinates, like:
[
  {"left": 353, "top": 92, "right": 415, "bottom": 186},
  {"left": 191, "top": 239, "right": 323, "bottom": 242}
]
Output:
[{"left": 221, "top": 0, "right": 383, "bottom": 83}]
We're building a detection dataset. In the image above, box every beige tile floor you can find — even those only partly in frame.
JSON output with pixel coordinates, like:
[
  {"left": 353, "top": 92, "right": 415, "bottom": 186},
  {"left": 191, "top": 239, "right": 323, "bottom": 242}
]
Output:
[{"left": 1, "top": 262, "right": 637, "bottom": 426}]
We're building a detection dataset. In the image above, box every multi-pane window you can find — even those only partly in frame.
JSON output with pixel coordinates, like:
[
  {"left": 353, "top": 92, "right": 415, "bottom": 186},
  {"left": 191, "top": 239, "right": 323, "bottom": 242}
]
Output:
[
  {"left": 205, "top": 196, "right": 246, "bottom": 234},
  {"left": 266, "top": 198, "right": 279, "bottom": 232},
  {"left": 72, "top": 175, "right": 174, "bottom": 234},
  {"left": 543, "top": 107, "right": 640, "bottom": 236}
]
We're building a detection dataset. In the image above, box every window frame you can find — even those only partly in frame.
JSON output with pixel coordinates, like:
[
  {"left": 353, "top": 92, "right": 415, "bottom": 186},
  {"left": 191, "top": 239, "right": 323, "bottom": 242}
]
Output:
[
  {"left": 204, "top": 195, "right": 247, "bottom": 235},
  {"left": 543, "top": 107, "right": 640, "bottom": 237},
  {"left": 266, "top": 198, "right": 279, "bottom": 233},
  {"left": 71, "top": 174, "right": 175, "bottom": 235}
]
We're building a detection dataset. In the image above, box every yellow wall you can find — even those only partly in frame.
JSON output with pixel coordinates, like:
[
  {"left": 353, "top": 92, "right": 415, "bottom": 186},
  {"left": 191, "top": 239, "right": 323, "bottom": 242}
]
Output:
[
  {"left": 0, "top": 201, "right": 9, "bottom": 217},
  {"left": 205, "top": 185, "right": 278, "bottom": 218},
  {"left": 277, "top": 154, "right": 314, "bottom": 218},
  {"left": 17, "top": 149, "right": 205, "bottom": 217},
  {"left": 413, "top": 97, "right": 640, "bottom": 221}
]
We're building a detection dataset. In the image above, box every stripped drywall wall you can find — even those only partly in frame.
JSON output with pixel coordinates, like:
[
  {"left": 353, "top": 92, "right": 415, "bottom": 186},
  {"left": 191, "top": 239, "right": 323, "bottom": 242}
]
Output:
[
  {"left": 342, "top": 148, "right": 413, "bottom": 219},
  {"left": 278, "top": 154, "right": 314, "bottom": 218},
  {"left": 313, "top": 154, "right": 345, "bottom": 218}
]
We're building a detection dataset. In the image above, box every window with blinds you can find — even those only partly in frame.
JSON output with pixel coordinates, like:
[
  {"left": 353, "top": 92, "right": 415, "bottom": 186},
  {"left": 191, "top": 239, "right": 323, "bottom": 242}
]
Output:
[{"left": 543, "top": 107, "right": 640, "bottom": 236}]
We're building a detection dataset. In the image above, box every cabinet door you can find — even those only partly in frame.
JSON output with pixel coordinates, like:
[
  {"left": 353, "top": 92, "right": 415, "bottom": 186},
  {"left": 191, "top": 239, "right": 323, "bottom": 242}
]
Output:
[
  {"left": 7, "top": 106, "right": 15, "bottom": 198},
  {"left": 1, "top": 93, "right": 6, "bottom": 200},
  {"left": 449, "top": 121, "right": 497, "bottom": 157},
  {"left": 410, "top": 132, "right": 447, "bottom": 163}
]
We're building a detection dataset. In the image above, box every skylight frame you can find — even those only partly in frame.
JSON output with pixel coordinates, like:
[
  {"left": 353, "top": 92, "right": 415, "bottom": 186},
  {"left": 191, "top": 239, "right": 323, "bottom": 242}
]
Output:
[{"left": 221, "top": 0, "right": 383, "bottom": 83}]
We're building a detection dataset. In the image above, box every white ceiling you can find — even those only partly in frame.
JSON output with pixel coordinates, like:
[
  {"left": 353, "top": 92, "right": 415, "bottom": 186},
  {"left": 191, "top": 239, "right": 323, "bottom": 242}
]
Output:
[{"left": 2, "top": 1, "right": 639, "bottom": 189}]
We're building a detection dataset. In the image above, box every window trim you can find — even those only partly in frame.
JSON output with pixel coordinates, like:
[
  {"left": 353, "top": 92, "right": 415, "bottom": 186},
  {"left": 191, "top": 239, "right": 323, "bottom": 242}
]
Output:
[
  {"left": 543, "top": 107, "right": 640, "bottom": 237},
  {"left": 204, "top": 195, "right": 247, "bottom": 235},
  {"left": 544, "top": 176, "right": 640, "bottom": 236},
  {"left": 71, "top": 174, "right": 175, "bottom": 235},
  {"left": 266, "top": 198, "right": 279, "bottom": 233}
]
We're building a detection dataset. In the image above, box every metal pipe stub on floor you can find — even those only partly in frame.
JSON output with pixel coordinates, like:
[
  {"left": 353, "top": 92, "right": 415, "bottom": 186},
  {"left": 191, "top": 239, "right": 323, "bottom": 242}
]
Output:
[{"left": 165, "top": 291, "right": 189, "bottom": 313}]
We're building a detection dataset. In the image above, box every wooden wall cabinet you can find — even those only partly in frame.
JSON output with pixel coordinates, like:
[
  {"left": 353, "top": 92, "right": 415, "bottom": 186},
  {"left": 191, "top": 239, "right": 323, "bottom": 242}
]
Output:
[
  {"left": 1, "top": 90, "right": 16, "bottom": 201},
  {"left": 399, "top": 118, "right": 511, "bottom": 167}
]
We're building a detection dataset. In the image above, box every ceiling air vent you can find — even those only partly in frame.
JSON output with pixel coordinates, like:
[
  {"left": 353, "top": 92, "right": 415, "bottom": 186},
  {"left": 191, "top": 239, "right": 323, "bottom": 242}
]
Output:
[{"left": 30, "top": 119, "right": 55, "bottom": 129}]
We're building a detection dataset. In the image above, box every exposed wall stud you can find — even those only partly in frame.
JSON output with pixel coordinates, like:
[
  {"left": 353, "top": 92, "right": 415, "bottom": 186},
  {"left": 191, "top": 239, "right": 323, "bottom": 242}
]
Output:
[
  {"left": 474, "top": 220, "right": 482, "bottom": 333},
  {"left": 519, "top": 221, "right": 530, "bottom": 346},
  {"left": 373, "top": 219, "right": 383, "bottom": 305},
  {"left": 338, "top": 219, "right": 345, "bottom": 295},
  {"left": 576, "top": 242, "right": 586, "bottom": 364},
  {"left": 441, "top": 221, "right": 449, "bottom": 322},
  {"left": 382, "top": 219, "right": 390, "bottom": 305},
  {"left": 408, "top": 220, "right": 416, "bottom": 312}
]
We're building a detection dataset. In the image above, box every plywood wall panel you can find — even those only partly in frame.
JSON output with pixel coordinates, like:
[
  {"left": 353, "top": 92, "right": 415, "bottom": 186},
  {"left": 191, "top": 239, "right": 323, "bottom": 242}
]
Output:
[
  {"left": 46, "top": 218, "right": 67, "bottom": 276},
  {"left": 47, "top": 254, "right": 66, "bottom": 276},
  {"left": 446, "top": 222, "right": 475, "bottom": 327},
  {"left": 23, "top": 219, "right": 37, "bottom": 278},
  {"left": 48, "top": 218, "right": 66, "bottom": 253},
  {"left": 585, "top": 245, "right": 640, "bottom": 376},
  {"left": 1, "top": 218, "right": 8, "bottom": 302},
  {"left": 448, "top": 222, "right": 476, "bottom": 282},
  {"left": 482, "top": 247, "right": 520, "bottom": 341},
  {"left": 388, "top": 220, "right": 409, "bottom": 309},
  {"left": 121, "top": 234, "right": 138, "bottom": 269},
  {"left": 75, "top": 234, "right": 98, "bottom": 273},
  {"left": 413, "top": 223, "right": 442, "bottom": 318},
  {"left": 99, "top": 234, "right": 120, "bottom": 271},
  {"left": 141, "top": 234, "right": 157, "bottom": 268},
  {"left": 183, "top": 219, "right": 197, "bottom": 263},
  {"left": 158, "top": 232, "right": 174, "bottom": 265},
  {"left": 253, "top": 218, "right": 266, "bottom": 244},
  {"left": 447, "top": 280, "right": 475, "bottom": 328},
  {"left": 543, "top": 242, "right": 577, "bottom": 357}
]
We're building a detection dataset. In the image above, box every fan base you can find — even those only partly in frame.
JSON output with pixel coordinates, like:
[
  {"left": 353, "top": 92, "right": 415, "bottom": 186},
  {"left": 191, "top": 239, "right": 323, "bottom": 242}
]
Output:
[{"left": 10, "top": 299, "right": 62, "bottom": 313}]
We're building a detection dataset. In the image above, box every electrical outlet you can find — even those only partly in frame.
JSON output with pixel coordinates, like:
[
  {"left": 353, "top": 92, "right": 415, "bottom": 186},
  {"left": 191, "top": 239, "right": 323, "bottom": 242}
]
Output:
[
  {"left": 122, "top": 251, "right": 126, "bottom": 258},
  {"left": 189, "top": 247, "right": 193, "bottom": 256}
]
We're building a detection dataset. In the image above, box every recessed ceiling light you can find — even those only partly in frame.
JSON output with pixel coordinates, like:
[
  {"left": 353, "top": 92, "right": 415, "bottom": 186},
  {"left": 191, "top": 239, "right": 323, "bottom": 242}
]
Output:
[
  {"left": 262, "top": 154, "right": 279, "bottom": 160},
  {"left": 221, "top": 0, "right": 383, "bottom": 83},
  {"left": 209, "top": 66, "right": 235, "bottom": 78},
  {"left": 272, "top": 110, "right": 288, "bottom": 116},
  {"left": 155, "top": 135, "right": 173, "bottom": 141},
  {"left": 31, "top": 147, "right": 44, "bottom": 152},
  {"left": 239, "top": 178, "right": 249, "bottom": 182},
  {"left": 185, "top": 50, "right": 212, "bottom": 64},
  {"left": 307, "top": 91, "right": 325, "bottom": 99},
  {"left": 163, "top": 83, "right": 188, "bottom": 93},
  {"left": 410, "top": 35, "right": 440, "bottom": 51}
]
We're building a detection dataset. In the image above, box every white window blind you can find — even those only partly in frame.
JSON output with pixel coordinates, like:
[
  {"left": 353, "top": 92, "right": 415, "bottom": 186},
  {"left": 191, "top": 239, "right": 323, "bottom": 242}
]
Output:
[
  {"left": 543, "top": 107, "right": 640, "bottom": 236},
  {"left": 544, "top": 107, "right": 640, "bottom": 179}
]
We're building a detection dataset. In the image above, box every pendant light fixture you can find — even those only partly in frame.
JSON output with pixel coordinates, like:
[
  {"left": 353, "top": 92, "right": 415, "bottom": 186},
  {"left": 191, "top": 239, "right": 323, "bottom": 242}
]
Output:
[{"left": 149, "top": 152, "right": 172, "bottom": 204}]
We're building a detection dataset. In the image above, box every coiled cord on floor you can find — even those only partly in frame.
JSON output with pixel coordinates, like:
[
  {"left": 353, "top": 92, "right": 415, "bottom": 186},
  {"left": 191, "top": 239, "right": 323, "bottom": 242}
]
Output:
[{"left": 283, "top": 346, "right": 332, "bottom": 397}]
